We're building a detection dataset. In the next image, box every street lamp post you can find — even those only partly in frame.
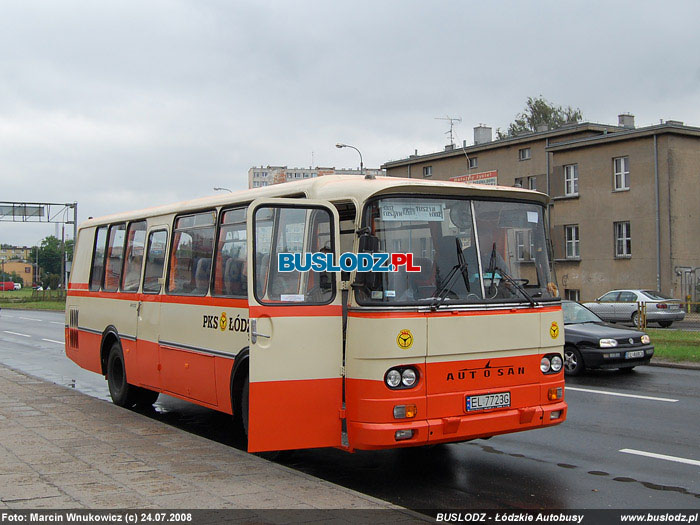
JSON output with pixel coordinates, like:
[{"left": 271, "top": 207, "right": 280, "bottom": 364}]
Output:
[{"left": 336, "top": 143, "right": 371, "bottom": 178}]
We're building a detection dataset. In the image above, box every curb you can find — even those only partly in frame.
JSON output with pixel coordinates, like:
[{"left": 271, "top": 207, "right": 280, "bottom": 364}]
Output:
[{"left": 648, "top": 360, "right": 700, "bottom": 371}]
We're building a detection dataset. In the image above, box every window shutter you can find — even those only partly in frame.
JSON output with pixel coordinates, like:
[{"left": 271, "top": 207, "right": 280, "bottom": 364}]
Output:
[
  {"left": 551, "top": 225, "right": 565, "bottom": 260},
  {"left": 550, "top": 166, "right": 564, "bottom": 197}
]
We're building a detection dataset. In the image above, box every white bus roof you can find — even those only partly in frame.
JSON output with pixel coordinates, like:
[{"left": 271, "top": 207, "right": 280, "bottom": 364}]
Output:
[{"left": 81, "top": 175, "right": 549, "bottom": 228}]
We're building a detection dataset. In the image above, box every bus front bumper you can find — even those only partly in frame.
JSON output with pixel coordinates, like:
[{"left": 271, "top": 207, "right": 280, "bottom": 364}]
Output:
[{"left": 346, "top": 401, "right": 567, "bottom": 450}]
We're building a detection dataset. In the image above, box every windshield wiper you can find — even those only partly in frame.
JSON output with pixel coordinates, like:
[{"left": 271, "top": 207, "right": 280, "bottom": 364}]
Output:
[
  {"left": 493, "top": 263, "right": 536, "bottom": 307},
  {"left": 485, "top": 242, "right": 536, "bottom": 307},
  {"left": 431, "top": 238, "right": 469, "bottom": 310}
]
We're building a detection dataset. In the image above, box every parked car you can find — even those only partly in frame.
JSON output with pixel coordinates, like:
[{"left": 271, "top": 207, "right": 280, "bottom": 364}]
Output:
[
  {"left": 583, "top": 289, "right": 685, "bottom": 328},
  {"left": 562, "top": 300, "right": 654, "bottom": 376},
  {"left": 13, "top": 283, "right": 21, "bottom": 290}
]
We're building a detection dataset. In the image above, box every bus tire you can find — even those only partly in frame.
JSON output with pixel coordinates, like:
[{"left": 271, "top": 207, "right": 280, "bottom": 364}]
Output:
[{"left": 106, "top": 342, "right": 138, "bottom": 408}]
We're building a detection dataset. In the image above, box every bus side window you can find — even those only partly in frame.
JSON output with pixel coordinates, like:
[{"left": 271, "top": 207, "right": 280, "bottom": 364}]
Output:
[
  {"left": 121, "top": 221, "right": 147, "bottom": 292},
  {"left": 167, "top": 211, "right": 216, "bottom": 296},
  {"left": 213, "top": 208, "right": 247, "bottom": 297},
  {"left": 143, "top": 230, "right": 168, "bottom": 294},
  {"left": 89, "top": 226, "right": 108, "bottom": 291},
  {"left": 103, "top": 223, "right": 126, "bottom": 292}
]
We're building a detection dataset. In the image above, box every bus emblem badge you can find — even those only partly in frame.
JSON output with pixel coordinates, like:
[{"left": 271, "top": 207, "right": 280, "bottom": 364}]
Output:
[
  {"left": 550, "top": 322, "right": 559, "bottom": 339},
  {"left": 397, "top": 329, "right": 413, "bottom": 350},
  {"left": 220, "top": 312, "right": 228, "bottom": 331}
]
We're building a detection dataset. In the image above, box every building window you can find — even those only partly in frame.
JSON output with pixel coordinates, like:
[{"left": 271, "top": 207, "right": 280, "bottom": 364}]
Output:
[
  {"left": 564, "top": 164, "right": 578, "bottom": 196},
  {"left": 514, "top": 177, "right": 524, "bottom": 188},
  {"left": 565, "top": 225, "right": 579, "bottom": 258},
  {"left": 519, "top": 148, "right": 531, "bottom": 161},
  {"left": 565, "top": 289, "right": 580, "bottom": 302},
  {"left": 527, "top": 176, "right": 537, "bottom": 190},
  {"left": 613, "top": 156, "right": 629, "bottom": 190},
  {"left": 423, "top": 166, "right": 432, "bottom": 177},
  {"left": 515, "top": 230, "right": 534, "bottom": 261},
  {"left": 614, "top": 221, "right": 631, "bottom": 257},
  {"left": 468, "top": 157, "right": 477, "bottom": 169}
]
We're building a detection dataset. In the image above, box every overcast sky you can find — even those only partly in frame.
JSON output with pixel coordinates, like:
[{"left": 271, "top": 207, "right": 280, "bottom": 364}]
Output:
[{"left": 2, "top": 0, "right": 699, "bottom": 246}]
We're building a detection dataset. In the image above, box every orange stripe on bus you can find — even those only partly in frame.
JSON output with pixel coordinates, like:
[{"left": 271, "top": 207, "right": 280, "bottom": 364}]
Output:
[
  {"left": 348, "top": 305, "right": 561, "bottom": 318},
  {"left": 66, "top": 287, "right": 247, "bottom": 308}
]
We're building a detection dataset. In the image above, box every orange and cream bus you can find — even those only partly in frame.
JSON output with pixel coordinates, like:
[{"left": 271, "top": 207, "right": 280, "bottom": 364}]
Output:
[{"left": 66, "top": 175, "right": 566, "bottom": 453}]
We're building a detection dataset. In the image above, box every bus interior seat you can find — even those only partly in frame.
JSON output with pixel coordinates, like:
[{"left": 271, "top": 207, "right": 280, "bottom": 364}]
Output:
[{"left": 193, "top": 257, "right": 211, "bottom": 295}]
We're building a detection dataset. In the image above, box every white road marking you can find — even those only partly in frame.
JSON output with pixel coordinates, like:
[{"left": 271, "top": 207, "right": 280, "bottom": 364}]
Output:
[
  {"left": 19, "top": 316, "right": 42, "bottom": 321},
  {"left": 3, "top": 330, "right": 31, "bottom": 338},
  {"left": 50, "top": 321, "right": 64, "bottom": 325},
  {"left": 620, "top": 448, "right": 700, "bottom": 467},
  {"left": 42, "top": 338, "right": 64, "bottom": 345},
  {"left": 566, "top": 386, "right": 678, "bottom": 403}
]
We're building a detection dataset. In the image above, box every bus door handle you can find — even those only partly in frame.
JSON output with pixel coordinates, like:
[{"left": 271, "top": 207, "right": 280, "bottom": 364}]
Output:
[{"left": 250, "top": 319, "right": 270, "bottom": 344}]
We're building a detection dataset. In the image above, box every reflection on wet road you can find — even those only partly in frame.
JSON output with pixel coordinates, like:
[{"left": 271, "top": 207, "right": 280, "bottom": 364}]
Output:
[{"left": 1, "top": 310, "right": 699, "bottom": 510}]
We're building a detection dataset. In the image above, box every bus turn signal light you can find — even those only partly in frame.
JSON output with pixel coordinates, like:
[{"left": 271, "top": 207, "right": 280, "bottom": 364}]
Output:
[
  {"left": 393, "top": 404, "right": 417, "bottom": 419},
  {"left": 548, "top": 387, "right": 563, "bottom": 401}
]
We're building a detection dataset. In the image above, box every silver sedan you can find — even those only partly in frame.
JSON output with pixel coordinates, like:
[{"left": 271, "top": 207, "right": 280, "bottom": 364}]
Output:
[{"left": 583, "top": 289, "right": 686, "bottom": 328}]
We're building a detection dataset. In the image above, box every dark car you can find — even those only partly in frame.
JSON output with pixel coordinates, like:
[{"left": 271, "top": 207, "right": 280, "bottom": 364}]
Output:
[{"left": 562, "top": 300, "right": 654, "bottom": 376}]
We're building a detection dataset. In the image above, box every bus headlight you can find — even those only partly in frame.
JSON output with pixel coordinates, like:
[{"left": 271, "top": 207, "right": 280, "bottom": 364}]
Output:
[
  {"left": 401, "top": 368, "right": 417, "bottom": 387},
  {"left": 385, "top": 366, "right": 419, "bottom": 389},
  {"left": 550, "top": 355, "right": 563, "bottom": 373},
  {"left": 599, "top": 338, "right": 618, "bottom": 348},
  {"left": 540, "top": 356, "right": 551, "bottom": 373},
  {"left": 386, "top": 369, "right": 401, "bottom": 388}
]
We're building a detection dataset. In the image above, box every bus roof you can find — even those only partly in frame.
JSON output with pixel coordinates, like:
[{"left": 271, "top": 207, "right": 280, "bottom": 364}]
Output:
[{"left": 80, "top": 175, "right": 549, "bottom": 228}]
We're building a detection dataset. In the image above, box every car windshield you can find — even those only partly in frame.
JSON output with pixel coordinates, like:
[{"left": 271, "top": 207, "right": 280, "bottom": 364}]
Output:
[
  {"left": 563, "top": 301, "right": 602, "bottom": 324},
  {"left": 355, "top": 196, "right": 559, "bottom": 305},
  {"left": 642, "top": 290, "right": 672, "bottom": 301}
]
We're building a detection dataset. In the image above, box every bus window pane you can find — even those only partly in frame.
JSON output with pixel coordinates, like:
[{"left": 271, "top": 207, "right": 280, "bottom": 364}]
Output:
[
  {"left": 213, "top": 208, "right": 247, "bottom": 297},
  {"left": 89, "top": 226, "right": 108, "bottom": 291},
  {"left": 121, "top": 221, "right": 147, "bottom": 292},
  {"left": 254, "top": 206, "right": 335, "bottom": 304},
  {"left": 167, "top": 211, "right": 216, "bottom": 296},
  {"left": 143, "top": 230, "right": 168, "bottom": 294},
  {"left": 103, "top": 224, "right": 126, "bottom": 292}
]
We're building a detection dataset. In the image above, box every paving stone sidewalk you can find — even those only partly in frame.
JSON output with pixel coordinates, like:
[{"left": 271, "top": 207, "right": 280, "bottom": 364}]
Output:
[{"left": 0, "top": 363, "right": 421, "bottom": 520}]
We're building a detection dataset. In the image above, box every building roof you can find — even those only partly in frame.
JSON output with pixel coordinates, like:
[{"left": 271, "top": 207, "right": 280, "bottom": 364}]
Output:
[
  {"left": 545, "top": 122, "right": 700, "bottom": 152},
  {"left": 381, "top": 122, "right": 622, "bottom": 169}
]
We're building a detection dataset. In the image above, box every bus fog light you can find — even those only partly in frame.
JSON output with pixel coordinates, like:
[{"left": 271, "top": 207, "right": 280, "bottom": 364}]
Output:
[
  {"left": 393, "top": 404, "right": 417, "bottom": 419},
  {"left": 550, "top": 410, "right": 562, "bottom": 420},
  {"left": 395, "top": 429, "right": 414, "bottom": 441},
  {"left": 401, "top": 368, "right": 417, "bottom": 387},
  {"left": 550, "top": 355, "right": 563, "bottom": 373},
  {"left": 540, "top": 357, "right": 551, "bottom": 373},
  {"left": 386, "top": 370, "right": 401, "bottom": 388},
  {"left": 548, "top": 387, "right": 563, "bottom": 401}
]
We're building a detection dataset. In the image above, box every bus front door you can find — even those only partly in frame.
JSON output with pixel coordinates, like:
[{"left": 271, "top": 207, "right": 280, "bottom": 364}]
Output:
[{"left": 246, "top": 198, "right": 343, "bottom": 452}]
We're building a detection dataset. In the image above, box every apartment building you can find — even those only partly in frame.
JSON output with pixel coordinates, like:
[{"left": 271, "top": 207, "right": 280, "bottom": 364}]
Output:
[
  {"left": 383, "top": 116, "right": 700, "bottom": 301},
  {"left": 248, "top": 166, "right": 385, "bottom": 188}
]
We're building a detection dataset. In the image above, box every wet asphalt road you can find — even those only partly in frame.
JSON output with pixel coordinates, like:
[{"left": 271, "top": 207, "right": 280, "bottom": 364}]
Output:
[{"left": 1, "top": 309, "right": 699, "bottom": 511}]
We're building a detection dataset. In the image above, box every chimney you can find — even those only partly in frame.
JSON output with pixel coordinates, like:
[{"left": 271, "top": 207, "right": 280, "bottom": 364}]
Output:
[
  {"left": 618, "top": 113, "right": 635, "bottom": 129},
  {"left": 474, "top": 125, "right": 492, "bottom": 145},
  {"left": 445, "top": 144, "right": 455, "bottom": 151}
]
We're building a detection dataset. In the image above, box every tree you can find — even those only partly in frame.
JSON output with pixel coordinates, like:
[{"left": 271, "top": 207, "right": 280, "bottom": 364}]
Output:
[
  {"left": 497, "top": 96, "right": 583, "bottom": 139},
  {"left": 29, "top": 236, "right": 74, "bottom": 287}
]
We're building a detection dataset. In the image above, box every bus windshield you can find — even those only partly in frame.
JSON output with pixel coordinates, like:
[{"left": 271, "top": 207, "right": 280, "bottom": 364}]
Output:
[{"left": 355, "top": 196, "right": 559, "bottom": 305}]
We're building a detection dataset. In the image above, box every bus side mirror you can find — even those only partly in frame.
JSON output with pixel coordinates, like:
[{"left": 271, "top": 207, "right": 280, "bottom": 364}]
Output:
[{"left": 353, "top": 231, "right": 381, "bottom": 290}]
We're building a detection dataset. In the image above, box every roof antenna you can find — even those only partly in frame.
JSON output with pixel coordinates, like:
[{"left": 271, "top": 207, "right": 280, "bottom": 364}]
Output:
[{"left": 435, "top": 116, "right": 462, "bottom": 146}]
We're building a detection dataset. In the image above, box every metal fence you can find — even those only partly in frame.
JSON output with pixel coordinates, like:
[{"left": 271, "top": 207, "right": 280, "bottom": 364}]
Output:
[{"left": 636, "top": 301, "right": 700, "bottom": 330}]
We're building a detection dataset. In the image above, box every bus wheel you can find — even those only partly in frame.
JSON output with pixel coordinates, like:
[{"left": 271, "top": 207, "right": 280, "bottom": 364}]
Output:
[{"left": 107, "top": 342, "right": 137, "bottom": 407}]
